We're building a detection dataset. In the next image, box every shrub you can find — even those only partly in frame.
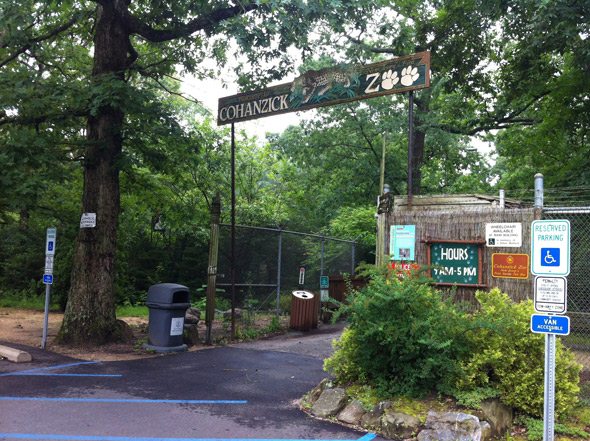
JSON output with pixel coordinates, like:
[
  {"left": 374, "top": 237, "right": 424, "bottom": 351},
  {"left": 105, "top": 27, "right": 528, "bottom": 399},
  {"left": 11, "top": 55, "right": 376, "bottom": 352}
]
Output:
[
  {"left": 325, "top": 268, "right": 582, "bottom": 418},
  {"left": 324, "top": 266, "right": 471, "bottom": 396},
  {"left": 454, "top": 288, "right": 581, "bottom": 418}
]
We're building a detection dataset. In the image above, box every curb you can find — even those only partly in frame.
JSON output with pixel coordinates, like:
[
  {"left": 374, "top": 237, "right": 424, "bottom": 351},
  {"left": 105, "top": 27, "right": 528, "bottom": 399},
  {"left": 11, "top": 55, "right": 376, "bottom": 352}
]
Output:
[{"left": 0, "top": 344, "right": 32, "bottom": 363}]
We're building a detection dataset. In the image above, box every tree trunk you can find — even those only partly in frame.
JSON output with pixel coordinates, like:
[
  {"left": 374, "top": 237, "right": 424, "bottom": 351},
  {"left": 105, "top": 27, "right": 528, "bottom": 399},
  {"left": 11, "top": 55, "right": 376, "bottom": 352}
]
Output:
[{"left": 58, "top": 2, "right": 129, "bottom": 345}]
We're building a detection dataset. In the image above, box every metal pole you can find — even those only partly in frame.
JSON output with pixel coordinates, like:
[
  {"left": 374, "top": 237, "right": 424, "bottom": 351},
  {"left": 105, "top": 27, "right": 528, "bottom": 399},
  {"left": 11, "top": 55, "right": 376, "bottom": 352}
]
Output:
[
  {"left": 534, "top": 172, "right": 554, "bottom": 441},
  {"left": 380, "top": 134, "right": 386, "bottom": 194},
  {"left": 276, "top": 229, "right": 282, "bottom": 315},
  {"left": 407, "top": 91, "right": 414, "bottom": 206},
  {"left": 535, "top": 173, "right": 544, "bottom": 210},
  {"left": 320, "top": 238, "right": 325, "bottom": 276},
  {"left": 544, "top": 333, "right": 556, "bottom": 441},
  {"left": 230, "top": 123, "right": 236, "bottom": 339},
  {"left": 41, "top": 284, "right": 51, "bottom": 350}
]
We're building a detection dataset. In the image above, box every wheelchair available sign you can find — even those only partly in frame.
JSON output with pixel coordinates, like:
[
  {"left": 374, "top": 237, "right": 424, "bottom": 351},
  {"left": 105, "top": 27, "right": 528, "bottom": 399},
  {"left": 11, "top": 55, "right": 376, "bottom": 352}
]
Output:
[{"left": 531, "top": 220, "right": 570, "bottom": 276}]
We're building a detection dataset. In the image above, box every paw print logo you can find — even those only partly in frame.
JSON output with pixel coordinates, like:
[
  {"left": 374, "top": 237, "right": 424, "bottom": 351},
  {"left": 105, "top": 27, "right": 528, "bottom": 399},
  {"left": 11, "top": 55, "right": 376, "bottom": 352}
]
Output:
[
  {"left": 400, "top": 66, "right": 419, "bottom": 86},
  {"left": 381, "top": 70, "right": 399, "bottom": 90}
]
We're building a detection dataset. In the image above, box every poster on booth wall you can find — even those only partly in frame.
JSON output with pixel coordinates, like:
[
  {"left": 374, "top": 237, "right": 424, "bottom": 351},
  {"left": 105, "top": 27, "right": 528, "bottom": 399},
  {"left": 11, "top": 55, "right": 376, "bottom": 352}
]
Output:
[{"left": 390, "top": 225, "right": 416, "bottom": 261}]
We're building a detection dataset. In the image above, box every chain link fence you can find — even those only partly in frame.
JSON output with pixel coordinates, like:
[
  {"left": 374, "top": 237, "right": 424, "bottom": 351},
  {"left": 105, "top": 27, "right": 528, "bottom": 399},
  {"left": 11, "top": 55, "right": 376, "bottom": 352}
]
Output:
[
  {"left": 215, "top": 224, "right": 358, "bottom": 314},
  {"left": 542, "top": 207, "right": 590, "bottom": 372}
]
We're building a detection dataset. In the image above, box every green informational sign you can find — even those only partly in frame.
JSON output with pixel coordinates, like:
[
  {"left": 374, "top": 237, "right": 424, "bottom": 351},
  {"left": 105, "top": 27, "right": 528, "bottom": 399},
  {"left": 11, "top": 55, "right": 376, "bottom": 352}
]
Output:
[
  {"left": 320, "top": 276, "right": 329, "bottom": 289},
  {"left": 430, "top": 243, "right": 480, "bottom": 285},
  {"left": 390, "top": 225, "right": 416, "bottom": 261},
  {"left": 218, "top": 52, "right": 430, "bottom": 125}
]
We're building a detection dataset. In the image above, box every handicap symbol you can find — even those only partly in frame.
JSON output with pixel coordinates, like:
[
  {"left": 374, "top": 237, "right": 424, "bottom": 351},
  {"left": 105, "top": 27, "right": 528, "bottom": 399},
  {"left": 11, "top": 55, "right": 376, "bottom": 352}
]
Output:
[{"left": 541, "top": 248, "right": 560, "bottom": 267}]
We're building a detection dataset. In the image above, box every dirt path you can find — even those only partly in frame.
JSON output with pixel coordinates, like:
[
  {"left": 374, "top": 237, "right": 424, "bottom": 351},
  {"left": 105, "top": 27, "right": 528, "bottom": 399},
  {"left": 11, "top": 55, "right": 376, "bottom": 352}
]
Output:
[
  {"left": 0, "top": 307, "right": 152, "bottom": 361},
  {"left": 0, "top": 308, "right": 336, "bottom": 362}
]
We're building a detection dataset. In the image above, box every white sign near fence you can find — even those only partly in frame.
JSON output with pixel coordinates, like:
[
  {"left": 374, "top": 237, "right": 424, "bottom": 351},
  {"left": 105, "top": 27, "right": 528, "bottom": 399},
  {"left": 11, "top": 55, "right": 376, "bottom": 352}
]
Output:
[
  {"left": 534, "top": 276, "right": 567, "bottom": 314},
  {"left": 485, "top": 223, "right": 522, "bottom": 247},
  {"left": 531, "top": 220, "right": 570, "bottom": 276}
]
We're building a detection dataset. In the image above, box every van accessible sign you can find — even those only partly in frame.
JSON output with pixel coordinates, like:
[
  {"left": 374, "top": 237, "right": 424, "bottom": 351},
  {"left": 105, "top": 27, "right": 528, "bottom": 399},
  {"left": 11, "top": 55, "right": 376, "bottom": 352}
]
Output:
[{"left": 218, "top": 52, "right": 430, "bottom": 125}]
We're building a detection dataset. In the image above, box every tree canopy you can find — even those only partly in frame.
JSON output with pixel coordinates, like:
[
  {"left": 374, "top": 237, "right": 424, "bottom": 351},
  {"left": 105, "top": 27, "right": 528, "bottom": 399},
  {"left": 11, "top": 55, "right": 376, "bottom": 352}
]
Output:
[{"left": 0, "top": 0, "right": 588, "bottom": 345}]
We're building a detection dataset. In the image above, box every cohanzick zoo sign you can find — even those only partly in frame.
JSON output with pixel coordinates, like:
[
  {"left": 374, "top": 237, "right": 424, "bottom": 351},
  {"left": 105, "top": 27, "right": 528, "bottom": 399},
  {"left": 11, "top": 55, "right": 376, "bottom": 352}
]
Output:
[{"left": 217, "top": 51, "right": 430, "bottom": 125}]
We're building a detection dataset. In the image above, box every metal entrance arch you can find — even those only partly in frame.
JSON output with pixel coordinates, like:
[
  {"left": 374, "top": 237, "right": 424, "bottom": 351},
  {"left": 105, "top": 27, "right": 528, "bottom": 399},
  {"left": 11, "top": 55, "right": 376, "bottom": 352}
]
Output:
[{"left": 216, "top": 52, "right": 431, "bottom": 338}]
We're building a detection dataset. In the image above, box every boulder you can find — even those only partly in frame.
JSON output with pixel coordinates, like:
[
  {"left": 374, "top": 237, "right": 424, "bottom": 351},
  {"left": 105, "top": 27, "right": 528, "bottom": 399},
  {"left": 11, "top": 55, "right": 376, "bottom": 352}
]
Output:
[
  {"left": 480, "top": 421, "right": 492, "bottom": 441},
  {"left": 480, "top": 399, "right": 513, "bottom": 436},
  {"left": 418, "top": 428, "right": 475, "bottom": 441},
  {"left": 417, "top": 411, "right": 481, "bottom": 441},
  {"left": 308, "top": 379, "right": 332, "bottom": 404},
  {"left": 183, "top": 324, "right": 200, "bottom": 346},
  {"left": 115, "top": 319, "right": 134, "bottom": 343},
  {"left": 223, "top": 308, "right": 243, "bottom": 320},
  {"left": 360, "top": 401, "right": 391, "bottom": 431},
  {"left": 311, "top": 388, "right": 347, "bottom": 418},
  {"left": 337, "top": 400, "right": 366, "bottom": 425},
  {"left": 381, "top": 410, "right": 421, "bottom": 440},
  {"left": 185, "top": 307, "right": 201, "bottom": 324}
]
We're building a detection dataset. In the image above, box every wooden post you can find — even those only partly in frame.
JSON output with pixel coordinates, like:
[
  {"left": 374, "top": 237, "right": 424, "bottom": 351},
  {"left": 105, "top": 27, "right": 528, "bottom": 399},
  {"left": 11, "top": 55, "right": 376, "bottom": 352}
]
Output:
[{"left": 205, "top": 195, "right": 221, "bottom": 345}]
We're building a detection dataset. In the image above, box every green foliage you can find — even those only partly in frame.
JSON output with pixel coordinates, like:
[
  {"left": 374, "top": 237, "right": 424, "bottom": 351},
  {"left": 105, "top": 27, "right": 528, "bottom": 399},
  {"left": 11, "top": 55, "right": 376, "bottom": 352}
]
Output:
[
  {"left": 325, "top": 271, "right": 582, "bottom": 418},
  {"left": 453, "top": 387, "right": 499, "bottom": 410},
  {"left": 519, "top": 417, "right": 590, "bottom": 441},
  {"left": 325, "top": 266, "right": 471, "bottom": 396},
  {"left": 0, "top": 288, "right": 59, "bottom": 311},
  {"left": 455, "top": 289, "right": 581, "bottom": 418},
  {"left": 116, "top": 305, "right": 149, "bottom": 318}
]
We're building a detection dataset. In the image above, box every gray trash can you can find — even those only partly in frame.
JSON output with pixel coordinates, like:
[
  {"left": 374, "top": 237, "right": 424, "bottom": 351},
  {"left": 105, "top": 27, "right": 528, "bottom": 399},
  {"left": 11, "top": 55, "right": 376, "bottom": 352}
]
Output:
[{"left": 144, "top": 283, "right": 191, "bottom": 352}]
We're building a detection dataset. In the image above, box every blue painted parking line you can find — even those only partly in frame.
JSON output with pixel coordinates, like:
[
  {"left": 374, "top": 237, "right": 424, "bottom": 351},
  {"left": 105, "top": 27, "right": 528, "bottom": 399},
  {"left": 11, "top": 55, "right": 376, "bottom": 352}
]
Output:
[
  {"left": 0, "top": 396, "right": 248, "bottom": 405},
  {"left": 0, "top": 361, "right": 122, "bottom": 378},
  {"left": 0, "top": 435, "right": 377, "bottom": 441},
  {"left": 6, "top": 373, "right": 123, "bottom": 377}
]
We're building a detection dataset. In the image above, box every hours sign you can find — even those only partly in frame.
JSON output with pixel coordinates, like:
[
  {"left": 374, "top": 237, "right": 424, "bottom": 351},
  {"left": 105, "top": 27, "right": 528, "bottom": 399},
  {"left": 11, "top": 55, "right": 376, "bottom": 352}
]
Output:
[{"left": 428, "top": 242, "right": 483, "bottom": 286}]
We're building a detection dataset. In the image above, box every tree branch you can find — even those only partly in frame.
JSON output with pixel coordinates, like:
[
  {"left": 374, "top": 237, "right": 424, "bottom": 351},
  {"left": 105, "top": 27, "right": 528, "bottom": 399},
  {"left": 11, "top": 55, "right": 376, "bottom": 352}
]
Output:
[
  {"left": 0, "top": 12, "right": 87, "bottom": 68},
  {"left": 125, "top": 2, "right": 260, "bottom": 43},
  {"left": 0, "top": 109, "right": 87, "bottom": 127},
  {"left": 345, "top": 34, "right": 399, "bottom": 55}
]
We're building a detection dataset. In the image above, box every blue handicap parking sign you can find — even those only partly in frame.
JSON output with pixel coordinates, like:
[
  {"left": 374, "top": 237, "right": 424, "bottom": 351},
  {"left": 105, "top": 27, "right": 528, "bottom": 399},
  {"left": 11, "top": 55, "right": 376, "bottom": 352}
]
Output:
[
  {"left": 43, "top": 274, "right": 53, "bottom": 285},
  {"left": 541, "top": 248, "right": 560, "bottom": 267}
]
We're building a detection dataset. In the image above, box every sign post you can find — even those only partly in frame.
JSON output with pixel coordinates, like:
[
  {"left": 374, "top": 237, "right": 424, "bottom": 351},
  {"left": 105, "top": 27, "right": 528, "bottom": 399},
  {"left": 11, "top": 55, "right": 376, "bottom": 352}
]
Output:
[
  {"left": 320, "top": 276, "right": 329, "bottom": 301},
  {"left": 42, "top": 227, "right": 56, "bottom": 350},
  {"left": 531, "top": 219, "right": 571, "bottom": 441}
]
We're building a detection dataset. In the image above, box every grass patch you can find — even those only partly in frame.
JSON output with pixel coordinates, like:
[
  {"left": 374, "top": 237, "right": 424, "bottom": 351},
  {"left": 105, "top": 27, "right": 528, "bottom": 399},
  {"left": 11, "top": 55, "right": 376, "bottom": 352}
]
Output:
[
  {"left": 116, "top": 305, "right": 149, "bottom": 317},
  {"left": 0, "top": 290, "right": 60, "bottom": 311}
]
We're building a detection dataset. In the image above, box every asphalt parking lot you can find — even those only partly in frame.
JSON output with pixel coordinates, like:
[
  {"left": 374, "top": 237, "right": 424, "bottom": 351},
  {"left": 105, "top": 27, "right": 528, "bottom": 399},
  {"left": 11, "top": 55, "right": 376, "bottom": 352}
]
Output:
[{"left": 0, "top": 328, "right": 380, "bottom": 441}]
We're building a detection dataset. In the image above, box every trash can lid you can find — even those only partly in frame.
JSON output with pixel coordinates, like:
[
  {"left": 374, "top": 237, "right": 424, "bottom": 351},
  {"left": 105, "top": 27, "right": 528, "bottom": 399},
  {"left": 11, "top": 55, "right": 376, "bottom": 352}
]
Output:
[
  {"left": 147, "top": 283, "right": 190, "bottom": 305},
  {"left": 292, "top": 290, "right": 314, "bottom": 300}
]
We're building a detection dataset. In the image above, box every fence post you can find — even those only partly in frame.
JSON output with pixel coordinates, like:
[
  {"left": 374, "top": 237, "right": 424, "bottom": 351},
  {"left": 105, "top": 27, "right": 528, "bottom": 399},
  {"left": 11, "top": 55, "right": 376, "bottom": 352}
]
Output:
[
  {"left": 535, "top": 173, "right": 544, "bottom": 218},
  {"left": 276, "top": 229, "right": 282, "bottom": 315},
  {"left": 205, "top": 195, "right": 221, "bottom": 345},
  {"left": 499, "top": 189, "right": 505, "bottom": 209},
  {"left": 351, "top": 241, "right": 356, "bottom": 275}
]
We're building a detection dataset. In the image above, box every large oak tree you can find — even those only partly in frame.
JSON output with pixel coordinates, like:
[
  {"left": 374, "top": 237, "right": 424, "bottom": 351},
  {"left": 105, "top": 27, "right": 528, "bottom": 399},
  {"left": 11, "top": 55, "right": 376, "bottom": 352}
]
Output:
[{"left": 0, "top": 0, "right": 376, "bottom": 345}]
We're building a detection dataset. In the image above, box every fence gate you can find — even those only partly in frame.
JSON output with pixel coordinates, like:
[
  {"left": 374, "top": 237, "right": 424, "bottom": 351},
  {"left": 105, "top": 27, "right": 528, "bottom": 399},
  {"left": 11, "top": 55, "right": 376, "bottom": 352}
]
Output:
[{"left": 543, "top": 207, "right": 590, "bottom": 369}]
